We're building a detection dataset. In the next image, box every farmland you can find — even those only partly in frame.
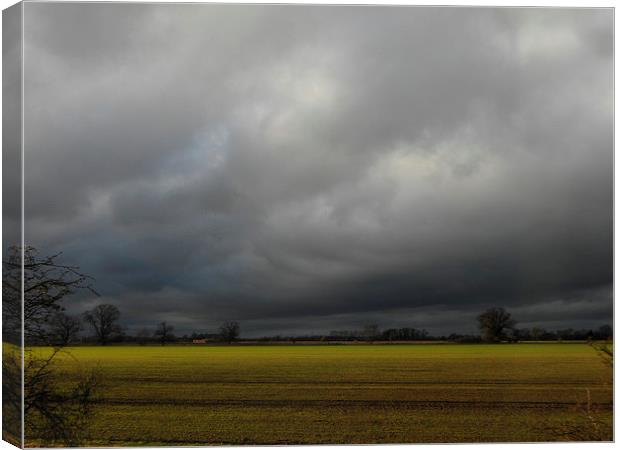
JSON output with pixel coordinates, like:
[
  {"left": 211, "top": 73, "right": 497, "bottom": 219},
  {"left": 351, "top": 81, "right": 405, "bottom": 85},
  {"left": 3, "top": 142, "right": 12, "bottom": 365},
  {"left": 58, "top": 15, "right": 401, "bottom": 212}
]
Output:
[{"left": 28, "top": 343, "right": 612, "bottom": 446}]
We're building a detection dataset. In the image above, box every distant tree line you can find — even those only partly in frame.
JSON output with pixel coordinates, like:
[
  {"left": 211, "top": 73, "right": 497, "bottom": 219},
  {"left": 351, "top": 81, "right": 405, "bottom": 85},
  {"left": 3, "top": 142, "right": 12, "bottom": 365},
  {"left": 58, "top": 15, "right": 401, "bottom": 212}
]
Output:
[
  {"left": 328, "top": 326, "right": 430, "bottom": 342},
  {"left": 474, "top": 307, "right": 612, "bottom": 343},
  {"left": 43, "top": 303, "right": 243, "bottom": 346},
  {"left": 514, "top": 325, "right": 613, "bottom": 342},
  {"left": 41, "top": 303, "right": 612, "bottom": 346},
  {"left": 318, "top": 308, "right": 612, "bottom": 344}
]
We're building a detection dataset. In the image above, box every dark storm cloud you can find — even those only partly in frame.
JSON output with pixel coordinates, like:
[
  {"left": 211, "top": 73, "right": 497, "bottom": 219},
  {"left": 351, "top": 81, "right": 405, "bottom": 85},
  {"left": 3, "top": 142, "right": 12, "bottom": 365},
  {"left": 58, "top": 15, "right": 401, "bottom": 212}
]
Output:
[
  {"left": 3, "top": 3, "right": 22, "bottom": 248},
  {"left": 21, "top": 4, "right": 612, "bottom": 336}
]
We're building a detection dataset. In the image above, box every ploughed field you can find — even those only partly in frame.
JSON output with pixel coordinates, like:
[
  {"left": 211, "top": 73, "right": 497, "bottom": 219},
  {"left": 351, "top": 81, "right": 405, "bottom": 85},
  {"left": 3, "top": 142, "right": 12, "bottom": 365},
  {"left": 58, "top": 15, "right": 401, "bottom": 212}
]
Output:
[{"left": 32, "top": 343, "right": 612, "bottom": 445}]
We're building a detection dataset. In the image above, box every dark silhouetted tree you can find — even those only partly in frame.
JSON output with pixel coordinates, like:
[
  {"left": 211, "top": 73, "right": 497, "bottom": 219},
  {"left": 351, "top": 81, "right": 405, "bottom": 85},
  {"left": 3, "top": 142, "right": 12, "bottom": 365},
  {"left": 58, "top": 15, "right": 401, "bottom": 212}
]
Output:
[
  {"left": 136, "top": 328, "right": 151, "bottom": 346},
  {"left": 3, "top": 246, "right": 97, "bottom": 345},
  {"left": 83, "top": 304, "right": 121, "bottom": 345},
  {"left": 597, "top": 325, "right": 613, "bottom": 340},
  {"left": 219, "top": 321, "right": 240, "bottom": 343},
  {"left": 362, "top": 324, "right": 380, "bottom": 341},
  {"left": 381, "top": 327, "right": 429, "bottom": 341},
  {"left": 48, "top": 312, "right": 82, "bottom": 346},
  {"left": 530, "top": 327, "right": 545, "bottom": 341},
  {"left": 2, "top": 246, "right": 99, "bottom": 446},
  {"left": 154, "top": 321, "right": 175, "bottom": 345},
  {"left": 477, "top": 307, "right": 516, "bottom": 342}
]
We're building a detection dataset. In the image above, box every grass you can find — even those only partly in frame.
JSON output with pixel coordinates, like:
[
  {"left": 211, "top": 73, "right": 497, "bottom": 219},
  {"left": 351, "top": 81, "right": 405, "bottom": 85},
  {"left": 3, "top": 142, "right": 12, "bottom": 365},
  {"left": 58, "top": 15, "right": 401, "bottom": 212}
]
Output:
[{"left": 26, "top": 343, "right": 613, "bottom": 446}]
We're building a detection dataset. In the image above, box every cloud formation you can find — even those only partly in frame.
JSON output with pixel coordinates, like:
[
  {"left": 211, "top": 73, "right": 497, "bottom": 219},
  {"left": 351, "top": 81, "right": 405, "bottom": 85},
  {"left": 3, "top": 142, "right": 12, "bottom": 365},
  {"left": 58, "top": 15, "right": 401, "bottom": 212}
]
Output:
[{"left": 20, "top": 5, "right": 612, "bottom": 336}]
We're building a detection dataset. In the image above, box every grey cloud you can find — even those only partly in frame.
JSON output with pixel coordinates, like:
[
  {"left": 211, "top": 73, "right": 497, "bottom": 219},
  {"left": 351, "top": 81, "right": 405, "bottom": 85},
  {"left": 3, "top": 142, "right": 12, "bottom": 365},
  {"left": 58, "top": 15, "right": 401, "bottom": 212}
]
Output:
[{"left": 21, "top": 5, "right": 612, "bottom": 336}]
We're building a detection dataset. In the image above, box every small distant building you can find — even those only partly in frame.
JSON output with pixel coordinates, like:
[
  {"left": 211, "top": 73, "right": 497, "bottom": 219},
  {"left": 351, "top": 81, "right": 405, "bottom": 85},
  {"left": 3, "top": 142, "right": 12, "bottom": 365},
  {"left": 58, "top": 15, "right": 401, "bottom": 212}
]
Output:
[{"left": 192, "top": 338, "right": 207, "bottom": 344}]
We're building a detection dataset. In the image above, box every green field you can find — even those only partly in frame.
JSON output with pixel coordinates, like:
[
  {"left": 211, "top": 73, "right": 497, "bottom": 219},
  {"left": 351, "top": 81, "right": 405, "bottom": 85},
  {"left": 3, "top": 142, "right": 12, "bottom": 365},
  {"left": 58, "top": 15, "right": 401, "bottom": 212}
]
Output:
[{"left": 28, "top": 343, "right": 612, "bottom": 446}]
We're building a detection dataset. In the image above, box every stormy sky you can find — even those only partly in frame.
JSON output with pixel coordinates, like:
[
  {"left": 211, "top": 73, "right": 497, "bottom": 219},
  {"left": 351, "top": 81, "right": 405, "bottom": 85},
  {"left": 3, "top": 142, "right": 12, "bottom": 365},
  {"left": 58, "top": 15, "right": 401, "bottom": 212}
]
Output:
[{"left": 15, "top": 4, "right": 613, "bottom": 336}]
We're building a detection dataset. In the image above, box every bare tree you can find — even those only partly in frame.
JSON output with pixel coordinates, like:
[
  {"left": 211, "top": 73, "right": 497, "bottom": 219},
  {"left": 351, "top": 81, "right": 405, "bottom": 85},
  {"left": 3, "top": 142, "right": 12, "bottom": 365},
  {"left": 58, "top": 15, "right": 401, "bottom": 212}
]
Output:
[
  {"left": 19, "top": 348, "right": 99, "bottom": 446},
  {"left": 2, "top": 246, "right": 99, "bottom": 446},
  {"left": 154, "top": 321, "right": 175, "bottom": 345},
  {"left": 48, "top": 312, "right": 82, "bottom": 346},
  {"left": 597, "top": 325, "right": 613, "bottom": 340},
  {"left": 136, "top": 328, "right": 151, "bottom": 346},
  {"left": 83, "top": 304, "right": 121, "bottom": 345},
  {"left": 530, "top": 327, "right": 544, "bottom": 341},
  {"left": 219, "top": 321, "right": 240, "bottom": 343},
  {"left": 3, "top": 246, "right": 97, "bottom": 345},
  {"left": 477, "top": 307, "right": 516, "bottom": 342},
  {"left": 362, "top": 324, "right": 380, "bottom": 342}
]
